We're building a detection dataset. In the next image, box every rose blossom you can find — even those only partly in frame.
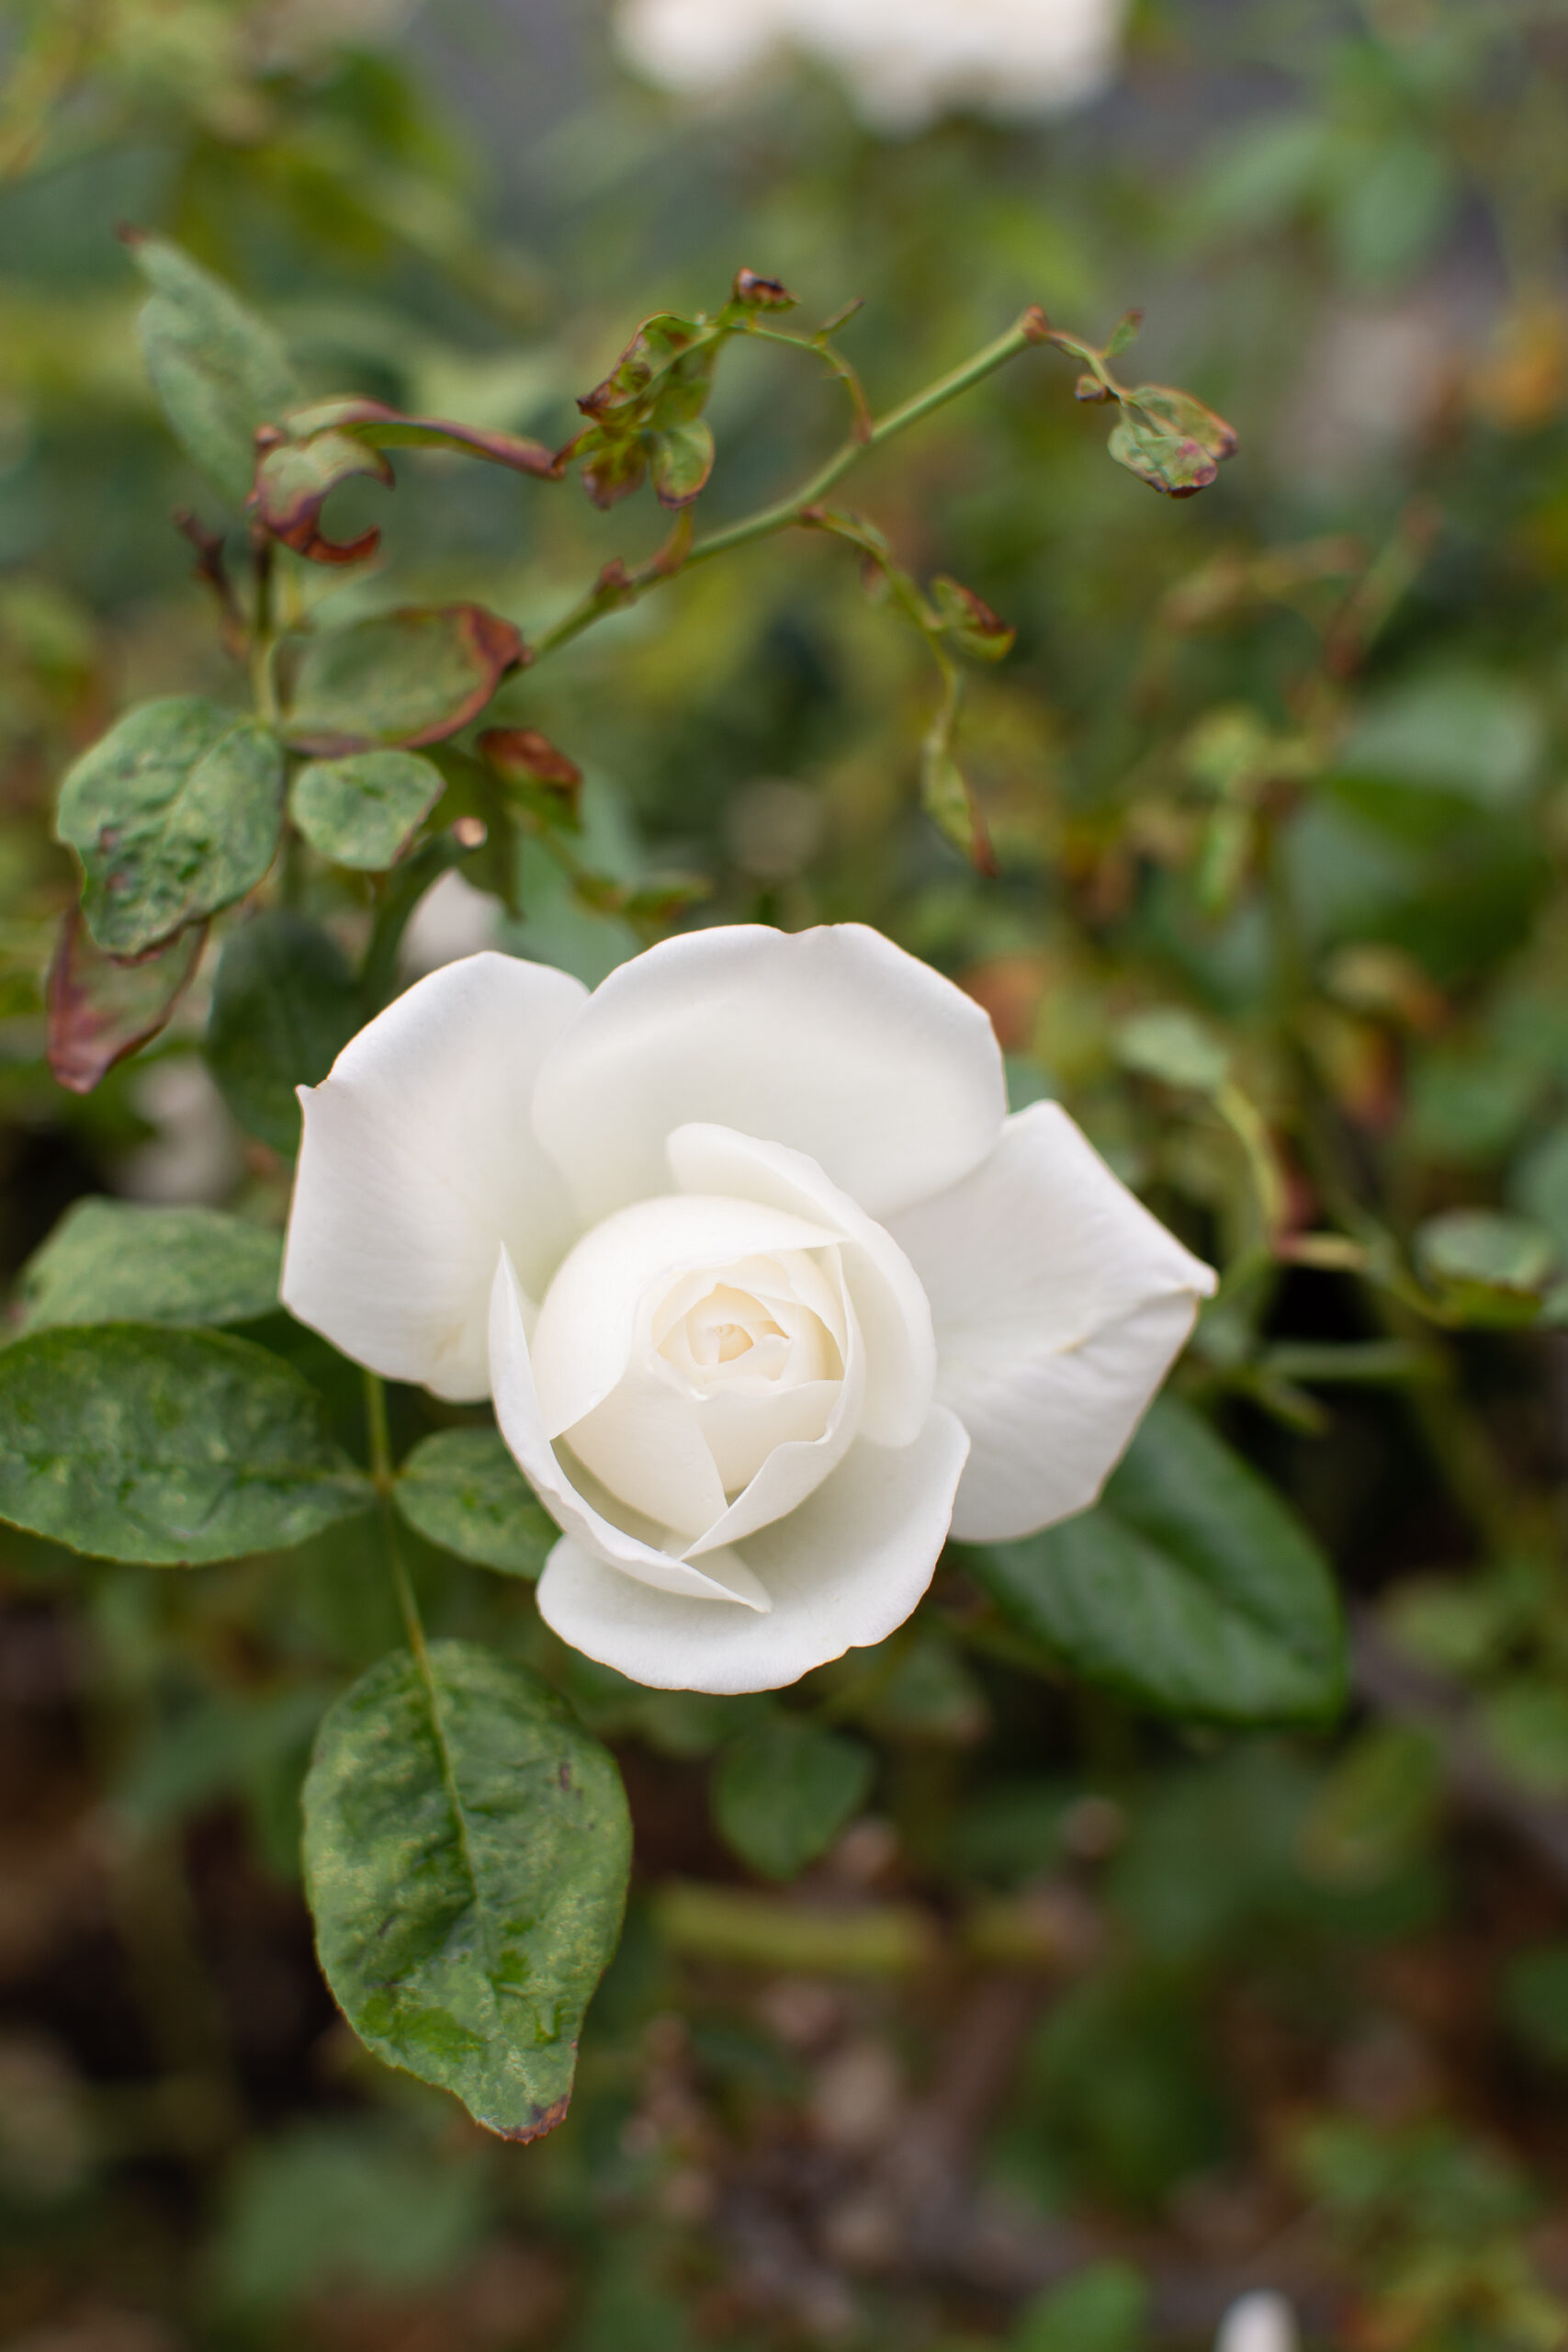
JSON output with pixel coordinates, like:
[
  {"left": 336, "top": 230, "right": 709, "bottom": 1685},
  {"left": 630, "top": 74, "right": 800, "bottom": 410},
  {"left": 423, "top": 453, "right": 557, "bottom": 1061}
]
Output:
[
  {"left": 282, "top": 925, "right": 1213, "bottom": 1693},
  {"left": 614, "top": 0, "right": 1129, "bottom": 134}
]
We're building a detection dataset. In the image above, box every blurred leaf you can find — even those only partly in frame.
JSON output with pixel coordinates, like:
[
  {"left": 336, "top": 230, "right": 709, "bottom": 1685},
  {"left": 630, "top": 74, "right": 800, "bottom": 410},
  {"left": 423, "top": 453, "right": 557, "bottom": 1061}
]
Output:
[
  {"left": 280, "top": 605, "right": 526, "bottom": 753},
  {"left": 17, "top": 1199, "right": 281, "bottom": 1332},
  {"left": 248, "top": 428, "right": 390, "bottom": 565},
  {"left": 931, "top": 574, "right": 1017, "bottom": 663},
  {"left": 1012, "top": 2260, "right": 1148, "bottom": 2352},
  {"left": 1480, "top": 1678, "right": 1568, "bottom": 1795},
  {"left": 1329, "top": 137, "right": 1457, "bottom": 290},
  {"left": 1415, "top": 1209, "right": 1558, "bottom": 1327},
  {"left": 206, "top": 911, "right": 359, "bottom": 1155},
  {"left": 44, "top": 906, "right": 204, "bottom": 1094},
  {"left": 302, "top": 1640, "right": 630, "bottom": 2139},
  {"left": 1334, "top": 673, "right": 1546, "bottom": 827},
  {"left": 125, "top": 229, "right": 298, "bottom": 507},
  {"left": 0, "top": 1326, "right": 372, "bottom": 1565},
  {"left": 711, "top": 1716, "right": 874, "bottom": 1880},
  {"left": 1113, "top": 1006, "right": 1230, "bottom": 1093},
  {"left": 213, "top": 2119, "right": 491, "bottom": 2316},
  {"left": 289, "top": 749, "right": 443, "bottom": 870},
  {"left": 1510, "top": 1122, "right": 1568, "bottom": 1257},
  {"left": 1502, "top": 1944, "right": 1568, "bottom": 2068},
  {"left": 393, "top": 1426, "right": 556, "bottom": 1578},
  {"left": 966, "top": 1396, "right": 1345, "bottom": 1725},
  {"left": 650, "top": 417, "right": 715, "bottom": 507},
  {"left": 1298, "top": 1723, "right": 1443, "bottom": 1890},
  {"left": 921, "top": 734, "right": 995, "bottom": 875},
  {"left": 56, "top": 697, "right": 286, "bottom": 956}
]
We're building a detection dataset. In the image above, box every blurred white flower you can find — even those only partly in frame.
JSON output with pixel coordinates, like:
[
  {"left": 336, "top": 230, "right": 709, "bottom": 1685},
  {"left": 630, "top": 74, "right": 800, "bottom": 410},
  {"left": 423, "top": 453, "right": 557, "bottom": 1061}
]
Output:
[
  {"left": 1215, "top": 2291, "right": 1300, "bottom": 2352},
  {"left": 615, "top": 0, "right": 1129, "bottom": 131}
]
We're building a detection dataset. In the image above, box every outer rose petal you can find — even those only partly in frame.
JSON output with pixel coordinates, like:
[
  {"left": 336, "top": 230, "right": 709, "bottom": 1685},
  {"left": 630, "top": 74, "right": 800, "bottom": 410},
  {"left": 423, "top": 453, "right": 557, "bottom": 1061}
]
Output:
[
  {"left": 491, "top": 1251, "right": 773, "bottom": 1610},
  {"left": 668, "top": 1123, "right": 935, "bottom": 1447},
  {"left": 282, "top": 953, "right": 586, "bottom": 1401},
  {"left": 886, "top": 1101, "right": 1217, "bottom": 1543},
  {"left": 536, "top": 1407, "right": 971, "bottom": 1694},
  {"left": 531, "top": 923, "right": 1006, "bottom": 1226}
]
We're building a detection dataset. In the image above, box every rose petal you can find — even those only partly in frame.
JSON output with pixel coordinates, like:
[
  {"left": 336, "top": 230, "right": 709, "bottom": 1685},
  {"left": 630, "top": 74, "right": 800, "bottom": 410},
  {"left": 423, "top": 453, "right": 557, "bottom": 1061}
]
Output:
[
  {"left": 491, "top": 1249, "right": 772, "bottom": 1609},
  {"left": 668, "top": 1123, "right": 935, "bottom": 1446},
  {"left": 885, "top": 1101, "right": 1217, "bottom": 1542},
  {"left": 283, "top": 953, "right": 586, "bottom": 1400},
  {"left": 536, "top": 1406, "right": 970, "bottom": 1693},
  {"left": 529, "top": 1193, "right": 837, "bottom": 1438},
  {"left": 684, "top": 1258, "right": 866, "bottom": 1553},
  {"left": 531, "top": 923, "right": 1006, "bottom": 1225}
]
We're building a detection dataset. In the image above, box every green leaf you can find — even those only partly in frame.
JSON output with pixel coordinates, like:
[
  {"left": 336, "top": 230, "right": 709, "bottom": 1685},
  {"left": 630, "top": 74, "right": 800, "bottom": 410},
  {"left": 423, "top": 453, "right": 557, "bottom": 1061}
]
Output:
[
  {"left": 45, "top": 905, "right": 205, "bottom": 1094},
  {"left": 393, "top": 1428, "right": 556, "bottom": 1578},
  {"left": 650, "top": 418, "right": 715, "bottom": 508},
  {"left": 711, "top": 1716, "right": 874, "bottom": 1881},
  {"left": 921, "top": 737, "right": 996, "bottom": 876},
  {"left": 124, "top": 229, "right": 299, "bottom": 507},
  {"left": 1503, "top": 1943, "right": 1568, "bottom": 2068},
  {"left": 289, "top": 751, "right": 444, "bottom": 871},
  {"left": 280, "top": 605, "right": 526, "bottom": 755},
  {"left": 1113, "top": 1006, "right": 1231, "bottom": 1094},
  {"left": 0, "top": 1325, "right": 373, "bottom": 1564},
  {"left": 966, "top": 1395, "right": 1345, "bottom": 1726},
  {"left": 17, "top": 1199, "right": 282, "bottom": 1332},
  {"left": 56, "top": 697, "right": 286, "bottom": 957},
  {"left": 302, "top": 1640, "right": 630, "bottom": 2139},
  {"left": 1415, "top": 1209, "right": 1558, "bottom": 1328},
  {"left": 206, "top": 912, "right": 360, "bottom": 1155},
  {"left": 1012, "top": 2260, "right": 1149, "bottom": 2352}
]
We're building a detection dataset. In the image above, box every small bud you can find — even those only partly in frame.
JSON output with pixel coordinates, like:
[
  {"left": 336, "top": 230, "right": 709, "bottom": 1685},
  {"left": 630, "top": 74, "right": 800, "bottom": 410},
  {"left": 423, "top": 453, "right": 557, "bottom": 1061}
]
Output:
[
  {"left": 1075, "top": 372, "right": 1112, "bottom": 403},
  {"left": 731, "top": 267, "right": 796, "bottom": 311},
  {"left": 1021, "top": 303, "right": 1052, "bottom": 343}
]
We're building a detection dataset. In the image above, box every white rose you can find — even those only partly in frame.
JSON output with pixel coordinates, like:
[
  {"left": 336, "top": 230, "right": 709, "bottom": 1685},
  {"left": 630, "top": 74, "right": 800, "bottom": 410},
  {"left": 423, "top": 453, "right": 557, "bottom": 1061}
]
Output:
[
  {"left": 282, "top": 925, "right": 1213, "bottom": 1694},
  {"left": 615, "top": 0, "right": 1128, "bottom": 131}
]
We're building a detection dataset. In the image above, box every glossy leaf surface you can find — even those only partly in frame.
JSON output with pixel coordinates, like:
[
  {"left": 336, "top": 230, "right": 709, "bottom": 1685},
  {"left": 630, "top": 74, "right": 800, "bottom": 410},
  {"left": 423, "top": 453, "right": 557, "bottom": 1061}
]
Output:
[
  {"left": 56, "top": 698, "right": 285, "bottom": 956},
  {"left": 0, "top": 1326, "right": 372, "bottom": 1564},
  {"left": 968, "top": 1396, "right": 1344, "bottom": 1725},
  {"left": 303, "top": 1642, "right": 630, "bottom": 2139},
  {"left": 393, "top": 1428, "right": 557, "bottom": 1578},
  {"left": 18, "top": 1200, "right": 282, "bottom": 1332},
  {"left": 289, "top": 751, "right": 444, "bottom": 870}
]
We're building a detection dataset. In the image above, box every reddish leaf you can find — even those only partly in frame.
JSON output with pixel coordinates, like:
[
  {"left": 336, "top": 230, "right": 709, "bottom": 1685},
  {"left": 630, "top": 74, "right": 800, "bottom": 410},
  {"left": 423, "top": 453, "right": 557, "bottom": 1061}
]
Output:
[
  {"left": 251, "top": 426, "right": 390, "bottom": 564},
  {"left": 478, "top": 727, "right": 581, "bottom": 788},
  {"left": 47, "top": 908, "right": 206, "bottom": 1094},
  {"left": 251, "top": 401, "right": 560, "bottom": 565},
  {"left": 479, "top": 726, "right": 583, "bottom": 830},
  {"left": 281, "top": 399, "right": 559, "bottom": 476},
  {"left": 931, "top": 575, "right": 1017, "bottom": 663}
]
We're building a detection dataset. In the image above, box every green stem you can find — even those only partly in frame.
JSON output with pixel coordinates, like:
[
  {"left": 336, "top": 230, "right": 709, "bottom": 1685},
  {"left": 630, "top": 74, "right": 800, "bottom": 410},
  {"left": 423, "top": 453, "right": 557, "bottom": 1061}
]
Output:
[
  {"left": 529, "top": 310, "right": 1043, "bottom": 664},
  {"left": 365, "top": 1370, "right": 428, "bottom": 1667}
]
